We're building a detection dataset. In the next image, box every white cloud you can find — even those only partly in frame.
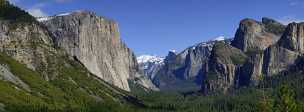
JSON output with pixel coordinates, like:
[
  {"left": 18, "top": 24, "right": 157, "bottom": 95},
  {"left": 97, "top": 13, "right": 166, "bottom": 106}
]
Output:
[
  {"left": 277, "top": 16, "right": 304, "bottom": 25},
  {"left": 26, "top": 3, "right": 48, "bottom": 17},
  {"left": 288, "top": 0, "right": 304, "bottom": 7},
  {"left": 27, "top": 8, "right": 48, "bottom": 17},
  {"left": 55, "top": 0, "right": 72, "bottom": 3}
]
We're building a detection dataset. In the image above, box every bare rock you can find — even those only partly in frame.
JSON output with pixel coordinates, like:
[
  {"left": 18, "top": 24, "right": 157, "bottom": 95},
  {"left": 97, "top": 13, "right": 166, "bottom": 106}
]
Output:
[
  {"left": 0, "top": 64, "right": 30, "bottom": 91},
  {"left": 231, "top": 18, "right": 284, "bottom": 52},
  {"left": 203, "top": 42, "right": 247, "bottom": 93},
  {"left": 41, "top": 11, "right": 151, "bottom": 91}
]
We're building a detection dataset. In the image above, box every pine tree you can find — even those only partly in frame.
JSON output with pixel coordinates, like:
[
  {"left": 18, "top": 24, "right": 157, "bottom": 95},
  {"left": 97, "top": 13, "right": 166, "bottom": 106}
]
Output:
[
  {"left": 275, "top": 84, "right": 298, "bottom": 112},
  {"left": 258, "top": 97, "right": 274, "bottom": 112}
]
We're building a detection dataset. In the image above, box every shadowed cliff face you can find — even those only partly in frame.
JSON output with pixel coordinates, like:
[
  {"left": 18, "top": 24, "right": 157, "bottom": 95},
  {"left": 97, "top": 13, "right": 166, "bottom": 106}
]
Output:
[
  {"left": 278, "top": 23, "right": 304, "bottom": 53},
  {"left": 202, "top": 18, "right": 291, "bottom": 94},
  {"left": 40, "top": 11, "right": 155, "bottom": 91},
  {"left": 263, "top": 23, "right": 304, "bottom": 76},
  {"left": 203, "top": 42, "right": 247, "bottom": 94}
]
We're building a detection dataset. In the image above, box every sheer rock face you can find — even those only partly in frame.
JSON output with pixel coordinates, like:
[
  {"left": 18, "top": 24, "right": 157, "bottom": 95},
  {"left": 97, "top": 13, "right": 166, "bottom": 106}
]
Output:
[
  {"left": 0, "top": 21, "right": 56, "bottom": 80},
  {"left": 263, "top": 45, "right": 299, "bottom": 76},
  {"left": 278, "top": 23, "right": 304, "bottom": 53},
  {"left": 203, "top": 42, "right": 247, "bottom": 93},
  {"left": 238, "top": 53, "right": 264, "bottom": 86},
  {"left": 41, "top": 11, "right": 145, "bottom": 91},
  {"left": 223, "top": 18, "right": 285, "bottom": 88},
  {"left": 202, "top": 20, "right": 304, "bottom": 93},
  {"left": 231, "top": 18, "right": 284, "bottom": 52},
  {"left": 263, "top": 23, "right": 304, "bottom": 76}
]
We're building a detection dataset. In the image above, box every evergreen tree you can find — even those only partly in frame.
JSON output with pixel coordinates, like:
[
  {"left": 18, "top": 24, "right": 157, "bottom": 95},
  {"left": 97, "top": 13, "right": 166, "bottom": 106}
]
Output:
[
  {"left": 258, "top": 97, "right": 274, "bottom": 112},
  {"left": 0, "top": 0, "right": 36, "bottom": 23},
  {"left": 275, "top": 84, "right": 298, "bottom": 112}
]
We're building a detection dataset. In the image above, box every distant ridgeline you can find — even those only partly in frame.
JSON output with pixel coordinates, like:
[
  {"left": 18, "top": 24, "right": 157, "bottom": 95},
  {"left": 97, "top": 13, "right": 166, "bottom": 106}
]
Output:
[{"left": 138, "top": 16, "right": 304, "bottom": 95}]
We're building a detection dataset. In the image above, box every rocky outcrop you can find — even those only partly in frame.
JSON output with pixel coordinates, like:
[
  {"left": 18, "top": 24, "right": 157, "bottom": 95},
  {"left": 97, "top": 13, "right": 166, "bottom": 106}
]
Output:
[
  {"left": 209, "top": 18, "right": 285, "bottom": 89},
  {"left": 0, "top": 64, "right": 30, "bottom": 91},
  {"left": 203, "top": 42, "right": 247, "bottom": 93},
  {"left": 238, "top": 53, "right": 264, "bottom": 86},
  {"left": 263, "top": 23, "right": 304, "bottom": 76},
  {"left": 277, "top": 23, "right": 304, "bottom": 53},
  {"left": 0, "top": 20, "right": 57, "bottom": 80},
  {"left": 231, "top": 18, "right": 284, "bottom": 52},
  {"left": 152, "top": 39, "right": 231, "bottom": 91},
  {"left": 201, "top": 20, "right": 304, "bottom": 93},
  {"left": 41, "top": 11, "right": 153, "bottom": 91},
  {"left": 263, "top": 45, "right": 299, "bottom": 76},
  {"left": 0, "top": 8, "right": 155, "bottom": 91}
]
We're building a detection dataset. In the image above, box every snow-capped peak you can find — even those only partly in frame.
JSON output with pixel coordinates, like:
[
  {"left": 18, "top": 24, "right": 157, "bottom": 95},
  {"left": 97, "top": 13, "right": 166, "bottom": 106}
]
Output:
[
  {"left": 37, "top": 17, "right": 54, "bottom": 22},
  {"left": 169, "top": 49, "right": 177, "bottom": 53},
  {"left": 137, "top": 55, "right": 164, "bottom": 64},
  {"left": 36, "top": 12, "right": 72, "bottom": 22},
  {"left": 56, "top": 13, "right": 71, "bottom": 16},
  {"left": 213, "top": 36, "right": 226, "bottom": 41}
]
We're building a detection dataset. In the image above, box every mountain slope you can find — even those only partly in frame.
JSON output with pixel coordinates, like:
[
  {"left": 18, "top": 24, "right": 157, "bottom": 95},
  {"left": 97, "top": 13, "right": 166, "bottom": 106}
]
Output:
[
  {"left": 0, "top": 1, "right": 145, "bottom": 111},
  {"left": 0, "top": 52, "right": 141, "bottom": 112}
]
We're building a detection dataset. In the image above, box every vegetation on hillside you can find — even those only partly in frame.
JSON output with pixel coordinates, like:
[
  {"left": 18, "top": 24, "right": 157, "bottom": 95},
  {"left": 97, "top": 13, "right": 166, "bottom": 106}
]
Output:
[
  {"left": 212, "top": 42, "right": 247, "bottom": 65},
  {"left": 2, "top": 51, "right": 303, "bottom": 112},
  {"left": 129, "top": 70, "right": 304, "bottom": 112},
  {"left": 0, "top": 0, "right": 36, "bottom": 23}
]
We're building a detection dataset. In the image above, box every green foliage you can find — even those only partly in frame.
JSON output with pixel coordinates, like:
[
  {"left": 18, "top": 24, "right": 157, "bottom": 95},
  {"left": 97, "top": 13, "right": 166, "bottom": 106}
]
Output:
[
  {"left": 130, "top": 70, "right": 304, "bottom": 112},
  {"left": 0, "top": 0, "right": 37, "bottom": 23},
  {"left": 274, "top": 84, "right": 299, "bottom": 112},
  {"left": 263, "top": 21, "right": 285, "bottom": 36},
  {"left": 213, "top": 42, "right": 247, "bottom": 65},
  {"left": 206, "top": 71, "right": 217, "bottom": 81},
  {"left": 0, "top": 52, "right": 143, "bottom": 112},
  {"left": 230, "top": 54, "right": 247, "bottom": 65},
  {"left": 2, "top": 49, "right": 304, "bottom": 112},
  {"left": 245, "top": 48, "right": 264, "bottom": 56},
  {"left": 258, "top": 97, "right": 274, "bottom": 112}
]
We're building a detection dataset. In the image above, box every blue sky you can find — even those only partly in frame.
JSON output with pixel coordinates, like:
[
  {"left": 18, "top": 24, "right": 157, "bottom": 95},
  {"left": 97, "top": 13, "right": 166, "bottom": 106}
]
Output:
[{"left": 9, "top": 0, "right": 304, "bottom": 56}]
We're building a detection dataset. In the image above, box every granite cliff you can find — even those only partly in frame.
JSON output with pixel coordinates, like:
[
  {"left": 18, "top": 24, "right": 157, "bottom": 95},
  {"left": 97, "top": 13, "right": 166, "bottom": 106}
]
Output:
[{"left": 39, "top": 11, "right": 156, "bottom": 91}]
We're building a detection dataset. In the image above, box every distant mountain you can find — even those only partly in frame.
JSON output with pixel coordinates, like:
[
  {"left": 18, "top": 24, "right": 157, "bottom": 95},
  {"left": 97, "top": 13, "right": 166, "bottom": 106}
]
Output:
[
  {"left": 137, "top": 55, "right": 164, "bottom": 79},
  {"left": 203, "top": 17, "right": 287, "bottom": 94},
  {"left": 137, "top": 55, "right": 164, "bottom": 65},
  {"left": 148, "top": 37, "right": 232, "bottom": 91}
]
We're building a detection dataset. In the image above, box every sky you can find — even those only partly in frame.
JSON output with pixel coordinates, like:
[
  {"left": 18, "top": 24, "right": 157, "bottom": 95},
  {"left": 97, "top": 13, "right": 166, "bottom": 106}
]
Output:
[{"left": 9, "top": 0, "right": 304, "bottom": 56}]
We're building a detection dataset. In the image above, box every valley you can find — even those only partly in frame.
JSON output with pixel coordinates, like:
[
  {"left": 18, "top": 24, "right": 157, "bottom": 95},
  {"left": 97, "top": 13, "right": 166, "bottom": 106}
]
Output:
[{"left": 0, "top": 0, "right": 304, "bottom": 112}]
